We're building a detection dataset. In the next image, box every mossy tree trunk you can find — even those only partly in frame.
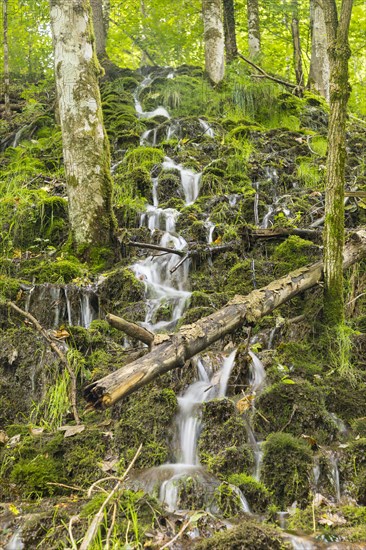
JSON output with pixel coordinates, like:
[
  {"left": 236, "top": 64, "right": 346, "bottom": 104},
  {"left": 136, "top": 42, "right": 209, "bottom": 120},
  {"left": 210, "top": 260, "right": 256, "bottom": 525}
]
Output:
[
  {"left": 203, "top": 0, "right": 225, "bottom": 85},
  {"left": 247, "top": 0, "right": 261, "bottom": 58},
  {"left": 49, "top": 0, "right": 115, "bottom": 253},
  {"left": 323, "top": 0, "right": 353, "bottom": 327},
  {"left": 308, "top": 0, "right": 330, "bottom": 100},
  {"left": 3, "top": 0, "right": 10, "bottom": 118},
  {"left": 223, "top": 0, "right": 238, "bottom": 63},
  {"left": 90, "top": 0, "right": 108, "bottom": 61},
  {"left": 291, "top": 0, "right": 303, "bottom": 87}
]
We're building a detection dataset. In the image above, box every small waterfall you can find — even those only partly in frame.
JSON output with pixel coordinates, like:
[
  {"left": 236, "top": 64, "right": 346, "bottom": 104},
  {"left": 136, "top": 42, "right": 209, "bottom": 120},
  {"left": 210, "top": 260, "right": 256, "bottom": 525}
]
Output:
[
  {"left": 248, "top": 351, "right": 266, "bottom": 392},
  {"left": 218, "top": 350, "right": 237, "bottom": 397},
  {"left": 261, "top": 204, "right": 274, "bottom": 228},
  {"left": 133, "top": 75, "right": 170, "bottom": 120},
  {"left": 312, "top": 455, "right": 321, "bottom": 493},
  {"left": 4, "top": 529, "right": 24, "bottom": 550},
  {"left": 230, "top": 485, "right": 251, "bottom": 513},
  {"left": 199, "top": 118, "right": 214, "bottom": 138},
  {"left": 205, "top": 220, "right": 216, "bottom": 244},
  {"left": 64, "top": 287, "right": 73, "bottom": 326},
  {"left": 162, "top": 157, "right": 201, "bottom": 205},
  {"left": 329, "top": 452, "right": 341, "bottom": 502},
  {"left": 245, "top": 420, "right": 263, "bottom": 480},
  {"left": 267, "top": 326, "right": 277, "bottom": 349},
  {"left": 253, "top": 182, "right": 260, "bottom": 225},
  {"left": 286, "top": 535, "right": 315, "bottom": 550},
  {"left": 251, "top": 258, "right": 257, "bottom": 289},
  {"left": 80, "top": 289, "right": 96, "bottom": 329}
]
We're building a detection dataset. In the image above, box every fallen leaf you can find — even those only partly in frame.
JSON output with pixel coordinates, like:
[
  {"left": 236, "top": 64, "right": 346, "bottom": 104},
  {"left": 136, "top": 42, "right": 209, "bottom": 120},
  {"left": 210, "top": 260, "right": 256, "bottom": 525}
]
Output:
[
  {"left": 58, "top": 425, "right": 85, "bottom": 438},
  {"left": 8, "top": 434, "right": 21, "bottom": 447},
  {"left": 0, "top": 431, "right": 9, "bottom": 444},
  {"left": 100, "top": 458, "right": 118, "bottom": 472},
  {"left": 51, "top": 329, "right": 70, "bottom": 339},
  {"left": 30, "top": 427, "right": 44, "bottom": 437},
  {"left": 236, "top": 394, "right": 255, "bottom": 414}
]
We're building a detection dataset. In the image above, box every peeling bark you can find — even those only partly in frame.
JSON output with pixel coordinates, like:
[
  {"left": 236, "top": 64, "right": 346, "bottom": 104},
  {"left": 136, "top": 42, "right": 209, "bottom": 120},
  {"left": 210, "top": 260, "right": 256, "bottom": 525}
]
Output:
[
  {"left": 247, "top": 0, "right": 261, "bottom": 58},
  {"left": 84, "top": 229, "right": 366, "bottom": 409},
  {"left": 49, "top": 0, "right": 115, "bottom": 251},
  {"left": 203, "top": 0, "right": 225, "bottom": 84},
  {"left": 308, "top": 0, "right": 330, "bottom": 100}
]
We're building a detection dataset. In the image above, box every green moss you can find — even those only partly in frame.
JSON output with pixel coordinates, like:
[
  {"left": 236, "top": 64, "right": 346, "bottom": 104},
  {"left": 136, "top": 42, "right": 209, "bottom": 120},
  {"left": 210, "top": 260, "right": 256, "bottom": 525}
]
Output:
[
  {"left": 23, "top": 258, "right": 85, "bottom": 284},
  {"left": 272, "top": 236, "right": 318, "bottom": 275},
  {"left": 194, "top": 519, "right": 286, "bottom": 549},
  {"left": 214, "top": 482, "right": 244, "bottom": 518},
  {"left": 261, "top": 433, "right": 312, "bottom": 508},
  {"left": 10, "top": 455, "right": 63, "bottom": 497},
  {"left": 254, "top": 380, "right": 338, "bottom": 444},
  {"left": 123, "top": 147, "right": 164, "bottom": 172},
  {"left": 114, "top": 385, "right": 177, "bottom": 469},
  {"left": 198, "top": 399, "right": 254, "bottom": 477},
  {"left": 227, "top": 473, "right": 272, "bottom": 513},
  {"left": 98, "top": 267, "right": 145, "bottom": 314}
]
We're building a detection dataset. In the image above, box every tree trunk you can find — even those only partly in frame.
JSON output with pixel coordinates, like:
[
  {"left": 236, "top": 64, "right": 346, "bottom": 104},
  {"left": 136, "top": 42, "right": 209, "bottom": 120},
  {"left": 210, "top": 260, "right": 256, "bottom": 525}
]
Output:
[
  {"left": 90, "top": 0, "right": 108, "bottom": 60},
  {"left": 308, "top": 0, "right": 330, "bottom": 100},
  {"left": 203, "top": 0, "right": 225, "bottom": 85},
  {"left": 3, "top": 0, "right": 10, "bottom": 118},
  {"left": 247, "top": 0, "right": 261, "bottom": 58},
  {"left": 322, "top": 0, "right": 353, "bottom": 326},
  {"left": 291, "top": 0, "right": 304, "bottom": 87},
  {"left": 49, "top": 0, "right": 115, "bottom": 252},
  {"left": 223, "top": 0, "right": 238, "bottom": 63},
  {"left": 84, "top": 229, "right": 366, "bottom": 409}
]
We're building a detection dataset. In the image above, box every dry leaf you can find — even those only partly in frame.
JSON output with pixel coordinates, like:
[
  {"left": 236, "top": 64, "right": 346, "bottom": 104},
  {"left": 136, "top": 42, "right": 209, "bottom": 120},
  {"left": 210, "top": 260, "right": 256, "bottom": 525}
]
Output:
[
  {"left": 58, "top": 425, "right": 85, "bottom": 438},
  {"left": 100, "top": 458, "right": 118, "bottom": 472},
  {"left": 0, "top": 431, "right": 9, "bottom": 444},
  {"left": 236, "top": 394, "right": 255, "bottom": 414},
  {"left": 30, "top": 427, "right": 44, "bottom": 437},
  {"left": 52, "top": 329, "right": 70, "bottom": 339},
  {"left": 8, "top": 434, "right": 21, "bottom": 447}
]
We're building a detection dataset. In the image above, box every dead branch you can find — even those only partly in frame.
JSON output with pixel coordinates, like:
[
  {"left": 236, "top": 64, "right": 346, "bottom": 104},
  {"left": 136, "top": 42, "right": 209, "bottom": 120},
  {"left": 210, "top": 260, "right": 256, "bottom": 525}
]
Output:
[
  {"left": 6, "top": 301, "right": 80, "bottom": 424},
  {"left": 106, "top": 313, "right": 154, "bottom": 347},
  {"left": 84, "top": 228, "right": 366, "bottom": 409},
  {"left": 238, "top": 52, "right": 299, "bottom": 90}
]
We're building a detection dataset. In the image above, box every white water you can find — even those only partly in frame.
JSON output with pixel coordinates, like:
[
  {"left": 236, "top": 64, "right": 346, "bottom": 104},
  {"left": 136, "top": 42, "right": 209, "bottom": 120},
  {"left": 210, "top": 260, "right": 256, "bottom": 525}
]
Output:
[
  {"left": 286, "top": 535, "right": 315, "bottom": 550},
  {"left": 248, "top": 350, "right": 266, "bottom": 392},
  {"left": 162, "top": 157, "right": 201, "bottom": 205},
  {"left": 218, "top": 350, "right": 237, "bottom": 397},
  {"left": 330, "top": 452, "right": 341, "bottom": 502},
  {"left": 199, "top": 118, "right": 214, "bottom": 138},
  {"left": 5, "top": 530, "right": 24, "bottom": 550}
]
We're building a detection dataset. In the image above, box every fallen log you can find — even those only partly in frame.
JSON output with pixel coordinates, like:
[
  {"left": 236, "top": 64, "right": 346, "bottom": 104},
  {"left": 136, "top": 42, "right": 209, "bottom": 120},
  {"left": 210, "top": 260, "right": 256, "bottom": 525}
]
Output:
[
  {"left": 249, "top": 228, "right": 321, "bottom": 241},
  {"left": 84, "top": 228, "right": 366, "bottom": 410},
  {"left": 106, "top": 313, "right": 154, "bottom": 347}
]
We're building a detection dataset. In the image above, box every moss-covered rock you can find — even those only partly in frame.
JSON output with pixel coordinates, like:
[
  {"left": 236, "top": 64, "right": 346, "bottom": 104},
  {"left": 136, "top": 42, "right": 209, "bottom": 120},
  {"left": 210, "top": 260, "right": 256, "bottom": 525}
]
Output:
[
  {"left": 261, "top": 433, "right": 312, "bottom": 508},
  {"left": 227, "top": 473, "right": 272, "bottom": 513},
  {"left": 253, "top": 380, "right": 338, "bottom": 444},
  {"left": 194, "top": 519, "right": 286, "bottom": 549},
  {"left": 198, "top": 399, "right": 253, "bottom": 477},
  {"left": 98, "top": 267, "right": 145, "bottom": 314}
]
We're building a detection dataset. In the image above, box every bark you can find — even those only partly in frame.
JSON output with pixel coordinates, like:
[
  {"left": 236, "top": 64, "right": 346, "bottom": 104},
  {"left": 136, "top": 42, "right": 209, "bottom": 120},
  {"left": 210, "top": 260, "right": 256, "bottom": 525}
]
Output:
[
  {"left": 308, "top": 0, "right": 330, "bottom": 100},
  {"left": 223, "top": 0, "right": 238, "bottom": 62},
  {"left": 84, "top": 229, "right": 366, "bottom": 409},
  {"left": 106, "top": 313, "right": 154, "bottom": 347},
  {"left": 203, "top": 0, "right": 225, "bottom": 85},
  {"left": 90, "top": 0, "right": 108, "bottom": 60},
  {"left": 49, "top": 0, "right": 115, "bottom": 251},
  {"left": 3, "top": 0, "right": 10, "bottom": 118},
  {"left": 291, "top": 0, "right": 304, "bottom": 87},
  {"left": 247, "top": 0, "right": 261, "bottom": 58},
  {"left": 322, "top": 0, "right": 353, "bottom": 326}
]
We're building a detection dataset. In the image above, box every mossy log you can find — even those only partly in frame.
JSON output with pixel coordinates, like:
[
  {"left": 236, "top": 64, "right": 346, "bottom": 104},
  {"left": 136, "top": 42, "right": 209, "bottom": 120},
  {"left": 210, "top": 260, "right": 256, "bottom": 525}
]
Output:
[
  {"left": 106, "top": 313, "right": 154, "bottom": 347},
  {"left": 84, "top": 228, "right": 366, "bottom": 410}
]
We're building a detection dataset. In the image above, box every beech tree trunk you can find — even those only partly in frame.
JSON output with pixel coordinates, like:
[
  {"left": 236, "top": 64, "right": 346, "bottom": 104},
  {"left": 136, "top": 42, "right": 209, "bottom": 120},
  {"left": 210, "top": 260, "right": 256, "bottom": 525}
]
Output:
[
  {"left": 223, "top": 0, "right": 238, "bottom": 63},
  {"left": 49, "top": 0, "right": 115, "bottom": 251},
  {"left": 247, "top": 0, "right": 261, "bottom": 58},
  {"left": 3, "top": 0, "right": 10, "bottom": 118},
  {"left": 203, "top": 0, "right": 225, "bottom": 84},
  {"left": 90, "top": 0, "right": 108, "bottom": 60},
  {"left": 308, "top": 0, "right": 330, "bottom": 100},
  {"left": 84, "top": 229, "right": 366, "bottom": 409},
  {"left": 291, "top": 0, "right": 304, "bottom": 87},
  {"left": 322, "top": 0, "right": 353, "bottom": 326}
]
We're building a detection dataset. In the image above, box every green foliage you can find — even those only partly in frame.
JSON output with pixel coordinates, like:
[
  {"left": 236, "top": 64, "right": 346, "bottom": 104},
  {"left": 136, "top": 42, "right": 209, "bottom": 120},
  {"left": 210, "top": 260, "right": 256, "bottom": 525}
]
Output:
[
  {"left": 297, "top": 158, "right": 323, "bottom": 188},
  {"left": 10, "top": 455, "right": 62, "bottom": 498}
]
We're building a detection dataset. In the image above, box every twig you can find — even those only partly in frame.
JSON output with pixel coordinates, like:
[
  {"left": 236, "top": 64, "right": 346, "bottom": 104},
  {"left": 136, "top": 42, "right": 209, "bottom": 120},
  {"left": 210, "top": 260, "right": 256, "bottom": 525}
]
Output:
[
  {"left": 237, "top": 52, "right": 298, "bottom": 90},
  {"left": 170, "top": 253, "right": 190, "bottom": 274},
  {"left": 280, "top": 404, "right": 298, "bottom": 432},
  {"left": 346, "top": 292, "right": 366, "bottom": 306},
  {"left": 105, "top": 503, "right": 117, "bottom": 550},
  {"left": 80, "top": 444, "right": 142, "bottom": 550},
  {"left": 160, "top": 518, "right": 193, "bottom": 549},
  {"left": 47, "top": 482, "right": 84, "bottom": 492},
  {"left": 68, "top": 515, "right": 79, "bottom": 550},
  {"left": 128, "top": 240, "right": 185, "bottom": 257},
  {"left": 7, "top": 301, "right": 80, "bottom": 424}
]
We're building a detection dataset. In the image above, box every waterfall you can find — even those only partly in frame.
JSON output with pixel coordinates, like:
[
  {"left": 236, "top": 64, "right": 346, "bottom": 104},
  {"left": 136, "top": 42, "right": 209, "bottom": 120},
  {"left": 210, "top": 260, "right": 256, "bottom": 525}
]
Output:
[
  {"left": 329, "top": 452, "right": 341, "bottom": 502},
  {"left": 248, "top": 350, "right": 266, "bottom": 392},
  {"left": 162, "top": 157, "right": 201, "bottom": 205}
]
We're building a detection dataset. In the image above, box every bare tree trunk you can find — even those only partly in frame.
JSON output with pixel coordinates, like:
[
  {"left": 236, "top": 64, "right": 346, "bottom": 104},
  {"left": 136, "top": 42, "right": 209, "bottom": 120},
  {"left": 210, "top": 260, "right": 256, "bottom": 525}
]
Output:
[
  {"left": 3, "top": 0, "right": 10, "bottom": 118},
  {"left": 223, "top": 0, "right": 238, "bottom": 63},
  {"left": 291, "top": 0, "right": 304, "bottom": 87},
  {"left": 308, "top": 0, "right": 330, "bottom": 100},
  {"left": 49, "top": 0, "right": 115, "bottom": 252},
  {"left": 247, "top": 0, "right": 261, "bottom": 58},
  {"left": 90, "top": 0, "right": 108, "bottom": 60},
  {"left": 84, "top": 229, "right": 366, "bottom": 409},
  {"left": 203, "top": 0, "right": 225, "bottom": 84},
  {"left": 323, "top": 0, "right": 353, "bottom": 326}
]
